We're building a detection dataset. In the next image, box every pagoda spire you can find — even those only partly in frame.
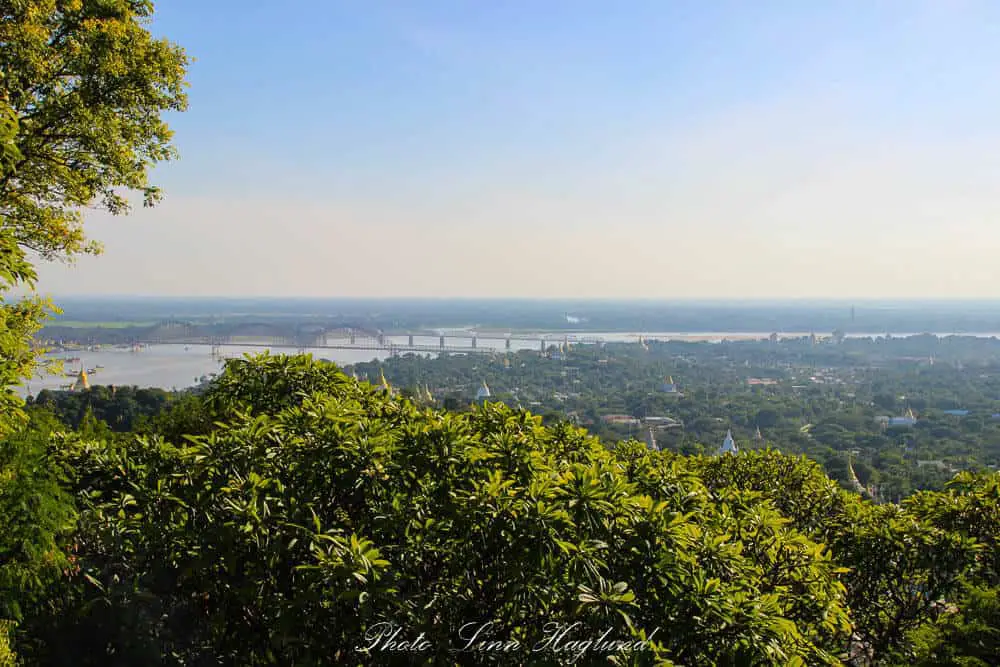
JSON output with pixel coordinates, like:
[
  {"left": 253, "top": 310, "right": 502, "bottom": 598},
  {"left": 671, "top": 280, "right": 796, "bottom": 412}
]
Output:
[
  {"left": 71, "top": 363, "right": 90, "bottom": 392},
  {"left": 645, "top": 428, "right": 658, "bottom": 451},
  {"left": 718, "top": 429, "right": 738, "bottom": 456},
  {"left": 476, "top": 380, "right": 491, "bottom": 401}
]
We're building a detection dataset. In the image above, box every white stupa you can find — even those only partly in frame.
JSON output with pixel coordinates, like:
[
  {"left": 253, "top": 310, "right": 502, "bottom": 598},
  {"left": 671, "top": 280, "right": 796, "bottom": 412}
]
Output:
[
  {"left": 718, "top": 429, "right": 739, "bottom": 456},
  {"left": 476, "top": 381, "right": 492, "bottom": 401}
]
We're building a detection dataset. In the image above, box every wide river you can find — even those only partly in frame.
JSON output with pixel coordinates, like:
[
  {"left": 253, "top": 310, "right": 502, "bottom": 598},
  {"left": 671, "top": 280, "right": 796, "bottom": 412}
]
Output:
[{"left": 18, "top": 331, "right": 1000, "bottom": 395}]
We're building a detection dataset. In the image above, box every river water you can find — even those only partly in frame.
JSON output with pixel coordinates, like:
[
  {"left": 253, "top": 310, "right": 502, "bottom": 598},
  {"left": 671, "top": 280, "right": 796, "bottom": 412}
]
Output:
[
  {"left": 19, "top": 336, "right": 535, "bottom": 395},
  {"left": 18, "top": 331, "right": 999, "bottom": 395}
]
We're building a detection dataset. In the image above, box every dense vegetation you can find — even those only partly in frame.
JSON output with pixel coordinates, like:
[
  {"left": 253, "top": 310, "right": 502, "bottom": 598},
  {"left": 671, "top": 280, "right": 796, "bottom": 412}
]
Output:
[
  {"left": 355, "top": 335, "right": 1000, "bottom": 501},
  {"left": 1, "top": 354, "right": 998, "bottom": 665},
  {"left": 27, "top": 385, "right": 176, "bottom": 434},
  {"left": 3, "top": 2, "right": 1000, "bottom": 664},
  {"left": 1, "top": 1, "right": 188, "bottom": 662}
]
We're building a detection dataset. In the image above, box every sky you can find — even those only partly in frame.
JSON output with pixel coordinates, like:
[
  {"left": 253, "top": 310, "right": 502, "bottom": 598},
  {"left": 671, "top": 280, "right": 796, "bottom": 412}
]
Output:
[{"left": 34, "top": 1, "right": 1000, "bottom": 298}]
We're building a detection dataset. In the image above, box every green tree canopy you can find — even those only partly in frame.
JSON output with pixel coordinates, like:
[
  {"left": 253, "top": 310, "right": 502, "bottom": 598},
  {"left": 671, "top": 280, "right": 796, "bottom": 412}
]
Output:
[
  {"left": 0, "top": 0, "right": 188, "bottom": 432},
  {"left": 28, "top": 355, "right": 852, "bottom": 665},
  {"left": 0, "top": 0, "right": 188, "bottom": 260}
]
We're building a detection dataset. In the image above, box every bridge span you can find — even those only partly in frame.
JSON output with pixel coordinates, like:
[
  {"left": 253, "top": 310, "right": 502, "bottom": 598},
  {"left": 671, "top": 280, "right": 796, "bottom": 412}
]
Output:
[
  {"left": 152, "top": 340, "right": 499, "bottom": 355},
  {"left": 133, "top": 332, "right": 605, "bottom": 355},
  {"left": 133, "top": 321, "right": 605, "bottom": 351}
]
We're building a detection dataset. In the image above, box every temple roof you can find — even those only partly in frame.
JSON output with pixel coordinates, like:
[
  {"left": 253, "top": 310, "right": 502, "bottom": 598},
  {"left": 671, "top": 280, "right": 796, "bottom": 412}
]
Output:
[{"left": 718, "top": 429, "right": 739, "bottom": 455}]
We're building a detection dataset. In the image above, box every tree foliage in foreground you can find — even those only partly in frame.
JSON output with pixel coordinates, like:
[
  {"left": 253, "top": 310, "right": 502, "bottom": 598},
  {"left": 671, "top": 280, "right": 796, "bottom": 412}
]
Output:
[
  {"left": 0, "top": 0, "right": 188, "bottom": 434},
  {"left": 21, "top": 354, "right": 854, "bottom": 666},
  {"left": 0, "top": 355, "right": 997, "bottom": 665},
  {"left": 698, "top": 452, "right": 1000, "bottom": 665},
  {"left": 0, "top": 0, "right": 189, "bottom": 259},
  {"left": 1, "top": 9, "right": 186, "bottom": 657}
]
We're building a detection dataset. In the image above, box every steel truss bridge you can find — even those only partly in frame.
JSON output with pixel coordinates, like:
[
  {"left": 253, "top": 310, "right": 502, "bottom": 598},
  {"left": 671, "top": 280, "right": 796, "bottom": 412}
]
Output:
[{"left": 133, "top": 326, "right": 605, "bottom": 356}]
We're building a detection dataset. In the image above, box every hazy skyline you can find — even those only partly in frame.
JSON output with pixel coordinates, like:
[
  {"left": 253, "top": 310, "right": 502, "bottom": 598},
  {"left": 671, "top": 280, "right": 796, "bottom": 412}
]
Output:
[{"left": 35, "top": 1, "right": 1000, "bottom": 299}]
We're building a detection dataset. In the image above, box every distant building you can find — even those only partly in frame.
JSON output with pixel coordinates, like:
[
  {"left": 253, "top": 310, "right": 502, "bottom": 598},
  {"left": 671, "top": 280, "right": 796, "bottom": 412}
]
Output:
[
  {"left": 876, "top": 409, "right": 917, "bottom": 428},
  {"left": 754, "top": 426, "right": 763, "bottom": 442},
  {"left": 942, "top": 409, "right": 969, "bottom": 416},
  {"left": 644, "top": 416, "right": 682, "bottom": 428},
  {"left": 889, "top": 409, "right": 918, "bottom": 427},
  {"left": 661, "top": 376, "right": 679, "bottom": 393},
  {"left": 601, "top": 414, "right": 641, "bottom": 426},
  {"left": 718, "top": 429, "right": 739, "bottom": 456}
]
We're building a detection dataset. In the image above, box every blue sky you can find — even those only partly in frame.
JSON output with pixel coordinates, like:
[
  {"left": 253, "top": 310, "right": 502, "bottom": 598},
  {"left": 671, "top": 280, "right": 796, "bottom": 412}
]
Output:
[{"left": 36, "top": 1, "right": 1000, "bottom": 297}]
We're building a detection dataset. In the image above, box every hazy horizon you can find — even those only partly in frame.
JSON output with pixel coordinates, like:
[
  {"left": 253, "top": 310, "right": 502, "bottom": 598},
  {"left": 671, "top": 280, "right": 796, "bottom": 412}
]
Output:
[
  {"left": 33, "top": 1, "right": 1000, "bottom": 299},
  {"left": 40, "top": 295, "right": 1000, "bottom": 305}
]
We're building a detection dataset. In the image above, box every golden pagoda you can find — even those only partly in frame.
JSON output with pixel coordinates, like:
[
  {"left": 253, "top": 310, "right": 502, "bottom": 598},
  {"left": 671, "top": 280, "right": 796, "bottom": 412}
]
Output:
[{"left": 70, "top": 366, "right": 90, "bottom": 392}]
